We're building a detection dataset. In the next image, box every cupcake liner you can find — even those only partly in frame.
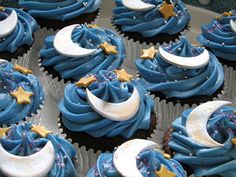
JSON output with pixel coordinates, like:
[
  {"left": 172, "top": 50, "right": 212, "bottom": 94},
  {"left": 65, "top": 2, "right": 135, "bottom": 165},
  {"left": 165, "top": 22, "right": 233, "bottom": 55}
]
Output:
[
  {"left": 10, "top": 46, "right": 33, "bottom": 68},
  {"left": 223, "top": 65, "right": 236, "bottom": 100}
]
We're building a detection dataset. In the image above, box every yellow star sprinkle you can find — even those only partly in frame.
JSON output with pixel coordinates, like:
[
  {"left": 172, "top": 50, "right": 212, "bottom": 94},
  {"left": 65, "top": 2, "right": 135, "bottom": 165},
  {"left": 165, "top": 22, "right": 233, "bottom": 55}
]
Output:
[
  {"left": 114, "top": 69, "right": 133, "bottom": 82},
  {"left": 231, "top": 138, "right": 236, "bottom": 146},
  {"left": 76, "top": 75, "right": 97, "bottom": 88},
  {"left": 0, "top": 128, "right": 9, "bottom": 138},
  {"left": 99, "top": 42, "right": 118, "bottom": 55},
  {"left": 155, "top": 165, "right": 176, "bottom": 177},
  {"left": 141, "top": 47, "right": 158, "bottom": 59},
  {"left": 164, "top": 153, "right": 171, "bottom": 159},
  {"left": 14, "top": 64, "right": 33, "bottom": 75},
  {"left": 31, "top": 125, "right": 52, "bottom": 138},
  {"left": 87, "top": 24, "right": 99, "bottom": 28},
  {"left": 216, "top": 11, "right": 234, "bottom": 19},
  {"left": 11, "top": 86, "right": 33, "bottom": 104},
  {"left": 159, "top": 1, "right": 176, "bottom": 20}
]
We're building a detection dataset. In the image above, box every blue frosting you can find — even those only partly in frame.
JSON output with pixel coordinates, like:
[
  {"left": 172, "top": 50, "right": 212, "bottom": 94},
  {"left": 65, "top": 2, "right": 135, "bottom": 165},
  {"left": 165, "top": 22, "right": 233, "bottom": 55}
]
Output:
[
  {"left": 0, "top": 123, "right": 78, "bottom": 177},
  {"left": 197, "top": 10, "right": 236, "bottom": 61},
  {"left": 113, "top": 0, "right": 190, "bottom": 37},
  {"left": 40, "top": 25, "right": 126, "bottom": 81},
  {"left": 58, "top": 70, "right": 154, "bottom": 138},
  {"left": 87, "top": 146, "right": 186, "bottom": 177},
  {"left": 135, "top": 37, "right": 224, "bottom": 98},
  {"left": 0, "top": 62, "right": 44, "bottom": 125},
  {"left": 169, "top": 106, "right": 236, "bottom": 177},
  {"left": 0, "top": 8, "right": 37, "bottom": 53},
  {"left": 19, "top": 0, "right": 101, "bottom": 21}
]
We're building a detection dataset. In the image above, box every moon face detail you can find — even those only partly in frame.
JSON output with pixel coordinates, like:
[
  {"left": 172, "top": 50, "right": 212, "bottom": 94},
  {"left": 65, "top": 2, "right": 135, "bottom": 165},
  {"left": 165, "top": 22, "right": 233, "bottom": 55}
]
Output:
[
  {"left": 230, "top": 19, "right": 236, "bottom": 34},
  {"left": 186, "top": 100, "right": 232, "bottom": 148},
  {"left": 53, "top": 24, "right": 97, "bottom": 57},
  {"left": 113, "top": 139, "right": 158, "bottom": 177},
  {"left": 0, "top": 141, "right": 55, "bottom": 177},
  {"left": 159, "top": 46, "right": 210, "bottom": 69},
  {"left": 0, "top": 9, "right": 18, "bottom": 38},
  {"left": 122, "top": 0, "right": 156, "bottom": 11},
  {"left": 86, "top": 87, "right": 140, "bottom": 121}
]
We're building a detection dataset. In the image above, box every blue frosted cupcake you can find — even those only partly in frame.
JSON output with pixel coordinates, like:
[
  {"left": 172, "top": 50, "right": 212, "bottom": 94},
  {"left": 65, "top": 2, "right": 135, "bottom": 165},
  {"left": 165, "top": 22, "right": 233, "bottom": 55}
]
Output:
[
  {"left": 58, "top": 69, "right": 156, "bottom": 151},
  {"left": 0, "top": 123, "right": 78, "bottom": 177},
  {"left": 135, "top": 37, "right": 224, "bottom": 105},
  {"left": 87, "top": 139, "right": 187, "bottom": 177},
  {"left": 0, "top": 60, "right": 44, "bottom": 125}
]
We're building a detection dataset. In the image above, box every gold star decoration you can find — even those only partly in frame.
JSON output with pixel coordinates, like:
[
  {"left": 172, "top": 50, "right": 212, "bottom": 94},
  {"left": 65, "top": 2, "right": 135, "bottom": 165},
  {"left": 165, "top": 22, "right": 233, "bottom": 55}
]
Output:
[
  {"left": 159, "top": 1, "right": 176, "bottom": 20},
  {"left": 11, "top": 86, "right": 33, "bottom": 104},
  {"left": 31, "top": 125, "right": 53, "bottom": 138},
  {"left": 231, "top": 138, "right": 236, "bottom": 146},
  {"left": 114, "top": 69, "right": 133, "bottom": 82},
  {"left": 13, "top": 64, "right": 33, "bottom": 75},
  {"left": 141, "top": 47, "right": 158, "bottom": 59},
  {"left": 216, "top": 11, "right": 234, "bottom": 19},
  {"left": 0, "top": 128, "right": 9, "bottom": 138},
  {"left": 87, "top": 24, "right": 99, "bottom": 28},
  {"left": 99, "top": 42, "right": 118, "bottom": 55},
  {"left": 164, "top": 153, "right": 171, "bottom": 159},
  {"left": 76, "top": 75, "right": 97, "bottom": 88},
  {"left": 0, "top": 6, "right": 5, "bottom": 11},
  {"left": 155, "top": 165, "right": 176, "bottom": 177}
]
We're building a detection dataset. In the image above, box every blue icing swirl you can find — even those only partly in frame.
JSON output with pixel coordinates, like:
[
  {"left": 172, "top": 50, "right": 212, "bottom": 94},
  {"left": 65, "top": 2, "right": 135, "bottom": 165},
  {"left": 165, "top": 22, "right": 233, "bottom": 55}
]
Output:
[
  {"left": 135, "top": 37, "right": 224, "bottom": 98},
  {"left": 58, "top": 70, "right": 154, "bottom": 138},
  {"left": 87, "top": 146, "right": 186, "bottom": 177},
  {"left": 40, "top": 25, "right": 126, "bottom": 81},
  {"left": 0, "top": 123, "right": 78, "bottom": 177},
  {"left": 113, "top": 0, "right": 190, "bottom": 37},
  {"left": 169, "top": 106, "right": 236, "bottom": 177},
  {"left": 197, "top": 10, "right": 236, "bottom": 61},
  {"left": 0, "top": 8, "right": 37, "bottom": 53},
  {"left": 0, "top": 62, "right": 44, "bottom": 124},
  {"left": 19, "top": 0, "right": 101, "bottom": 21}
]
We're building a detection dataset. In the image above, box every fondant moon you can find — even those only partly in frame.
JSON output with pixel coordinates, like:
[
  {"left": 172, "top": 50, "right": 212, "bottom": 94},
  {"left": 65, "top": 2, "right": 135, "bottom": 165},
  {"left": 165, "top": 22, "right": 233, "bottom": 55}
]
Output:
[
  {"left": 0, "top": 59, "right": 7, "bottom": 64},
  {"left": 186, "top": 100, "right": 232, "bottom": 147},
  {"left": 53, "top": 24, "right": 97, "bottom": 57},
  {"left": 86, "top": 87, "right": 140, "bottom": 121},
  {"left": 122, "top": 0, "right": 155, "bottom": 11},
  {"left": 0, "top": 141, "right": 55, "bottom": 177},
  {"left": 159, "top": 46, "right": 210, "bottom": 69},
  {"left": 0, "top": 9, "right": 18, "bottom": 38},
  {"left": 230, "top": 19, "right": 236, "bottom": 34},
  {"left": 113, "top": 139, "right": 158, "bottom": 177}
]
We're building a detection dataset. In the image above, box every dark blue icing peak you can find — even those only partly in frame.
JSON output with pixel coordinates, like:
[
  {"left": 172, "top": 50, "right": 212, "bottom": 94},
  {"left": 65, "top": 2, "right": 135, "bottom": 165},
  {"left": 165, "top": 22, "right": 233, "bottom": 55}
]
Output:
[
  {"left": 58, "top": 70, "right": 154, "bottom": 138},
  {"left": 135, "top": 37, "right": 224, "bottom": 98}
]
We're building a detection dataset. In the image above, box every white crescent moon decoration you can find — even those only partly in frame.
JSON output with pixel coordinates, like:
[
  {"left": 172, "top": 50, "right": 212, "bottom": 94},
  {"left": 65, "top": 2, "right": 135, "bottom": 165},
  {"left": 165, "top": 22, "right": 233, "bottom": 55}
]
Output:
[
  {"left": 86, "top": 87, "right": 140, "bottom": 121},
  {"left": 230, "top": 19, "right": 236, "bottom": 34},
  {"left": 0, "top": 9, "right": 18, "bottom": 38},
  {"left": 53, "top": 24, "right": 97, "bottom": 57},
  {"left": 186, "top": 100, "right": 232, "bottom": 148},
  {"left": 159, "top": 46, "right": 210, "bottom": 69},
  {"left": 122, "top": 0, "right": 156, "bottom": 11},
  {"left": 0, "top": 141, "right": 55, "bottom": 177},
  {"left": 113, "top": 139, "right": 158, "bottom": 177},
  {"left": 0, "top": 59, "right": 8, "bottom": 64}
]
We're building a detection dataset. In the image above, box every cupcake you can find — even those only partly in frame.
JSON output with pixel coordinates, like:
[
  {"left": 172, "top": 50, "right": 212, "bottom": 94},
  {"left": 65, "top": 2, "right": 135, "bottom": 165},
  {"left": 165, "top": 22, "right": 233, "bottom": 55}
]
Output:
[
  {"left": 135, "top": 36, "right": 224, "bottom": 105},
  {"left": 87, "top": 139, "right": 187, "bottom": 177},
  {"left": 0, "top": 123, "right": 78, "bottom": 177},
  {"left": 39, "top": 24, "right": 126, "bottom": 101},
  {"left": 58, "top": 69, "right": 156, "bottom": 151},
  {"left": 197, "top": 10, "right": 236, "bottom": 66},
  {"left": 0, "top": 60, "right": 44, "bottom": 125},
  {"left": 0, "top": 7, "right": 38, "bottom": 67},
  {"left": 165, "top": 100, "right": 236, "bottom": 177}
]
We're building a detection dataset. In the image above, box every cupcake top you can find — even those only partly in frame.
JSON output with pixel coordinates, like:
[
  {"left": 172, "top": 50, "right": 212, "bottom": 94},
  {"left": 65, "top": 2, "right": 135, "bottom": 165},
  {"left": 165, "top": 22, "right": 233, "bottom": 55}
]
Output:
[
  {"left": 87, "top": 139, "right": 186, "bottom": 177},
  {"left": 0, "top": 60, "right": 44, "bottom": 125},
  {"left": 58, "top": 69, "right": 154, "bottom": 138},
  {"left": 135, "top": 37, "right": 224, "bottom": 99},
  {"left": 169, "top": 100, "right": 236, "bottom": 177},
  {"left": 197, "top": 10, "right": 236, "bottom": 61},
  {"left": 0, "top": 7, "right": 37, "bottom": 53},
  {"left": 40, "top": 24, "right": 126, "bottom": 81},
  {"left": 113, "top": 0, "right": 190, "bottom": 37},
  {"left": 0, "top": 123, "right": 78, "bottom": 177},
  {"left": 18, "top": 0, "right": 101, "bottom": 21}
]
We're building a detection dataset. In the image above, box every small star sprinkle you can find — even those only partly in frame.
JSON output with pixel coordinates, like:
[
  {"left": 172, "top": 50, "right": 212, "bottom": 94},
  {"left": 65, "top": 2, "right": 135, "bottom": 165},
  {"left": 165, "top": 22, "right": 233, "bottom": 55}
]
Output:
[
  {"left": 11, "top": 86, "right": 33, "bottom": 104},
  {"left": 0, "top": 128, "right": 9, "bottom": 138},
  {"left": 87, "top": 24, "right": 99, "bottom": 28},
  {"left": 31, "top": 125, "right": 52, "bottom": 138},
  {"left": 141, "top": 47, "right": 158, "bottom": 59},
  {"left": 155, "top": 165, "right": 176, "bottom": 177},
  {"left": 231, "top": 138, "right": 236, "bottom": 146},
  {"left": 99, "top": 42, "right": 118, "bottom": 55},
  {"left": 159, "top": 1, "right": 176, "bottom": 20},
  {"left": 114, "top": 69, "right": 133, "bottom": 82},
  {"left": 216, "top": 11, "right": 234, "bottom": 19},
  {"left": 76, "top": 75, "right": 97, "bottom": 87},
  {"left": 14, "top": 64, "right": 33, "bottom": 75}
]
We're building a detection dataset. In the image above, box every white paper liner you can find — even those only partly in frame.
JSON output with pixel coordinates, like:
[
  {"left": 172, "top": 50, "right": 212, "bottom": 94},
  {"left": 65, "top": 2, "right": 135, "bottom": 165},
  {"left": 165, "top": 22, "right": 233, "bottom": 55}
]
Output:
[
  {"left": 223, "top": 65, "right": 236, "bottom": 100},
  {"left": 10, "top": 46, "right": 33, "bottom": 68}
]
